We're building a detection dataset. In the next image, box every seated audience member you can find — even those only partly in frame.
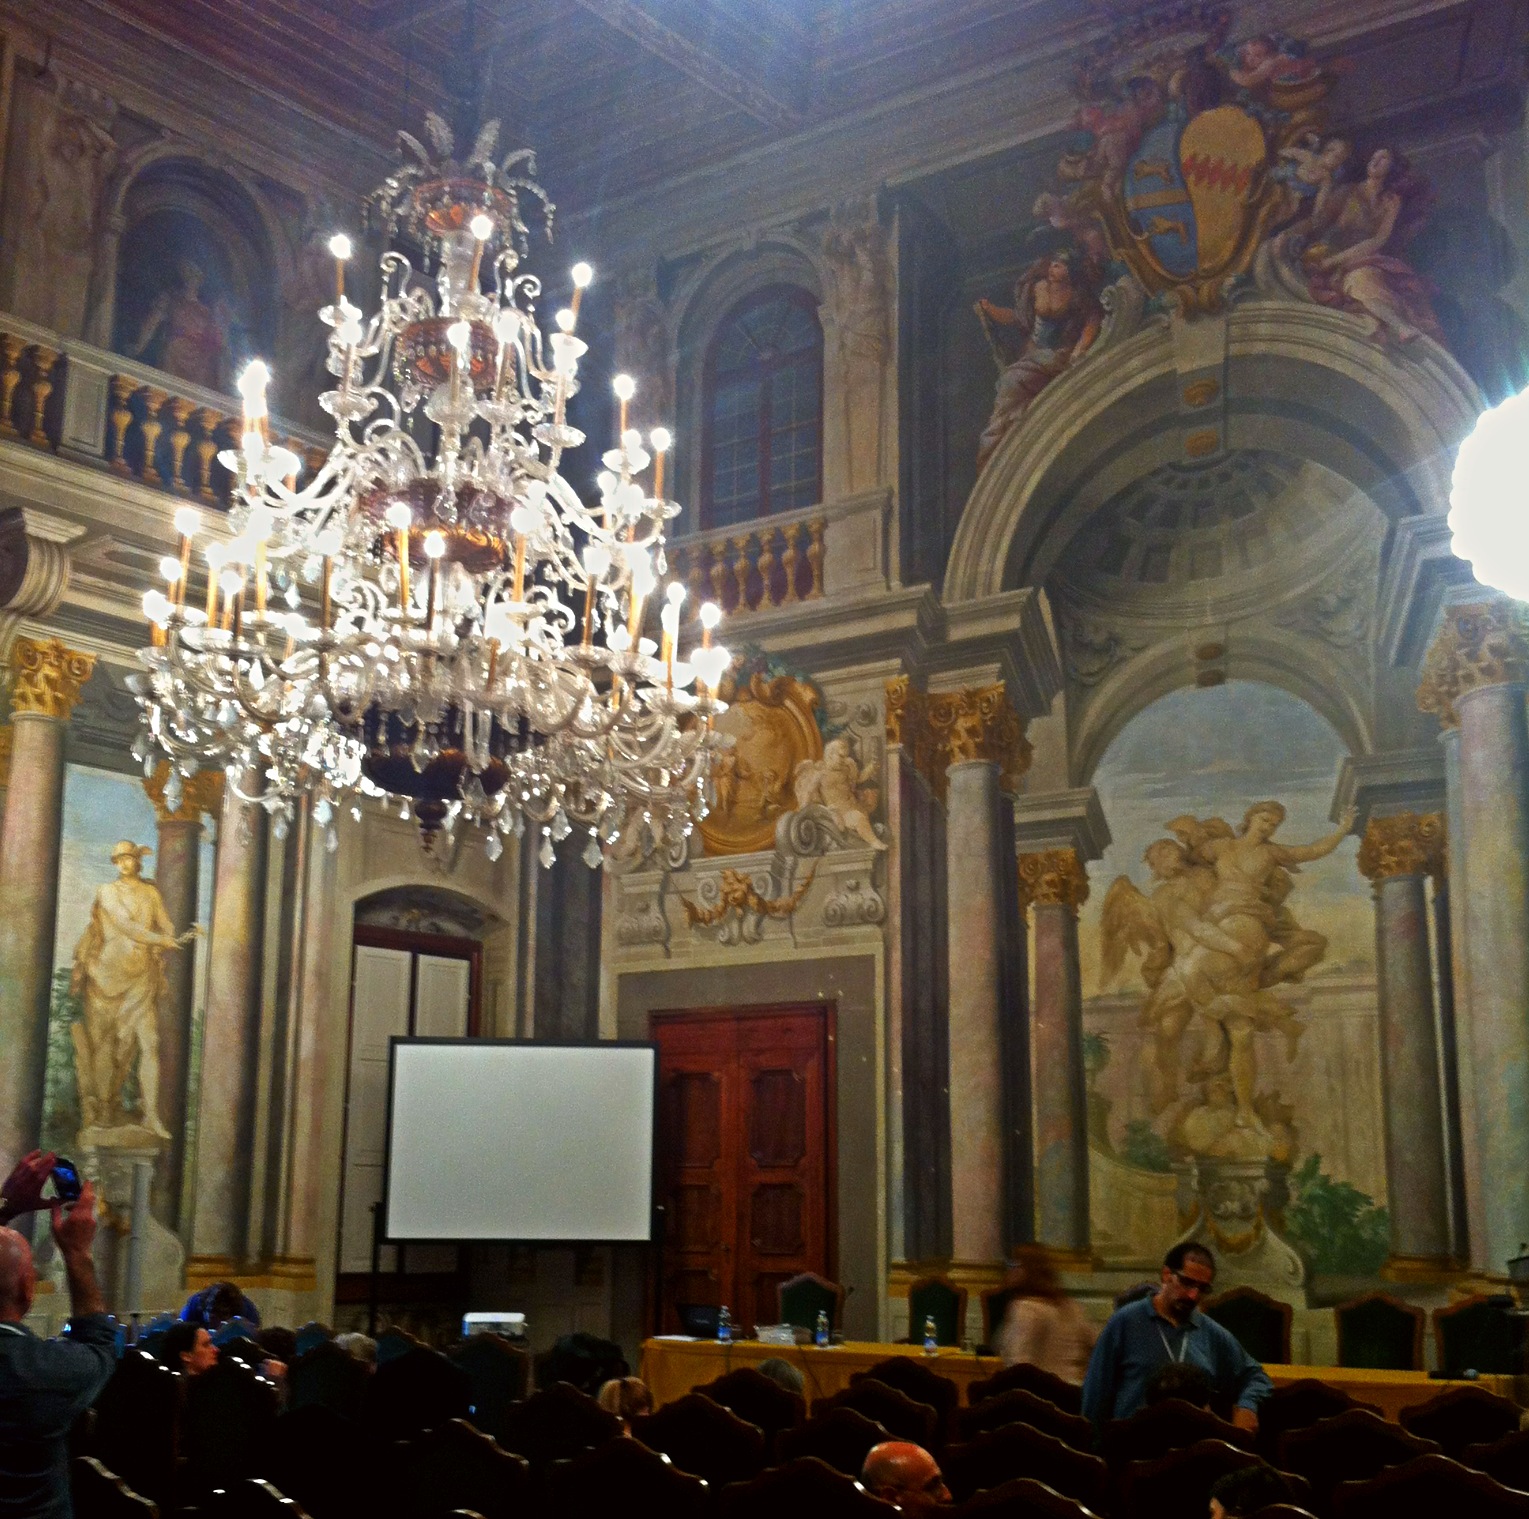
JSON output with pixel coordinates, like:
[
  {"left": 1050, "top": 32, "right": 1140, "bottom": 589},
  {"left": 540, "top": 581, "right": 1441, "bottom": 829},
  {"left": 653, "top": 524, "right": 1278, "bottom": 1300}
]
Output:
[
  {"left": 162, "top": 1321, "right": 219, "bottom": 1378},
  {"left": 1209, "top": 1464, "right": 1294, "bottom": 1516},
  {"left": 996, "top": 1244, "right": 1096, "bottom": 1381},
  {"left": 0, "top": 1178, "right": 115, "bottom": 1519},
  {"left": 1082, "top": 1243, "right": 1273, "bottom": 1431},
  {"left": 861, "top": 1441, "right": 951, "bottom": 1512},
  {"left": 334, "top": 1331, "right": 378, "bottom": 1368},
  {"left": 1144, "top": 1360, "right": 1215, "bottom": 1409},
  {"left": 178, "top": 1280, "right": 260, "bottom": 1330},
  {"left": 756, "top": 1356, "right": 806, "bottom": 1394},
  {"left": 596, "top": 1375, "right": 653, "bottom": 1432}
]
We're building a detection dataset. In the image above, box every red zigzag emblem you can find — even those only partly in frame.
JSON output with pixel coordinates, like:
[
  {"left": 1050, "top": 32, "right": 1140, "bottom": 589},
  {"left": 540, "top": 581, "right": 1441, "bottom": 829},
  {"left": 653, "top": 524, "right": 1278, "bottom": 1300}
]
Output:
[{"left": 1180, "top": 153, "right": 1254, "bottom": 193}]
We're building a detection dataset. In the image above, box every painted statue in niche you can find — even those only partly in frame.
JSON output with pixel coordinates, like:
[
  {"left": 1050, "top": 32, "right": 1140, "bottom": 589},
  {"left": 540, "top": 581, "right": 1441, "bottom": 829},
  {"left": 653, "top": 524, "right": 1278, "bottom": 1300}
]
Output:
[
  {"left": 1100, "top": 799, "right": 1354, "bottom": 1161},
  {"left": 10, "top": 76, "right": 117, "bottom": 337},
  {"left": 114, "top": 209, "right": 254, "bottom": 393},
  {"left": 791, "top": 734, "right": 885, "bottom": 850},
  {"left": 70, "top": 841, "right": 199, "bottom": 1141}
]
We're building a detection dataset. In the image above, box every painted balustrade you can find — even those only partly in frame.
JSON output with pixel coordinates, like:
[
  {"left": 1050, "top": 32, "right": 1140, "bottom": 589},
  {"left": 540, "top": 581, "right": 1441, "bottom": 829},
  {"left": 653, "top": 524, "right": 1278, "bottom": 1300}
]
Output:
[
  {"left": 669, "top": 513, "right": 827, "bottom": 616},
  {"left": 0, "top": 312, "right": 326, "bottom": 505}
]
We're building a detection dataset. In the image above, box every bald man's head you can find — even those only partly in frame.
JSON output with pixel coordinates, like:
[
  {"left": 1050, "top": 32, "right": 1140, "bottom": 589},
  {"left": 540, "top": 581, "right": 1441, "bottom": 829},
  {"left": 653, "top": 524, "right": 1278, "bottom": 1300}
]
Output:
[
  {"left": 861, "top": 1441, "right": 951, "bottom": 1511},
  {"left": 0, "top": 1228, "right": 36, "bottom": 1321}
]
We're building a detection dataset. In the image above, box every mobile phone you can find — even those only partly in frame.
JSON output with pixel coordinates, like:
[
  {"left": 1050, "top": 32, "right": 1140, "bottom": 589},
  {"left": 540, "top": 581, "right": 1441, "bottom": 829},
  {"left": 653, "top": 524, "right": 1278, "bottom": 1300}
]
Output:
[{"left": 49, "top": 1158, "right": 82, "bottom": 1203}]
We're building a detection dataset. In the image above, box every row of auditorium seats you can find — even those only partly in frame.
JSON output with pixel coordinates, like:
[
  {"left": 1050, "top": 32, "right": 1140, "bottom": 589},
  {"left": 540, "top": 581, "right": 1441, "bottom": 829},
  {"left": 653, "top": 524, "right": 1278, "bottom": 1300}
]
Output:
[{"left": 71, "top": 1335, "right": 1529, "bottom": 1519}]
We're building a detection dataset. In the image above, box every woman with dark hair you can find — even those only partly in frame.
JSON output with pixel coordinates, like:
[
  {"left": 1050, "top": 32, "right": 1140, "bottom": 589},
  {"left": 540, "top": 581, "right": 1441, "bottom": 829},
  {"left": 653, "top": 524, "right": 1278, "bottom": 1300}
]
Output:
[{"left": 995, "top": 1245, "right": 1097, "bottom": 1382}]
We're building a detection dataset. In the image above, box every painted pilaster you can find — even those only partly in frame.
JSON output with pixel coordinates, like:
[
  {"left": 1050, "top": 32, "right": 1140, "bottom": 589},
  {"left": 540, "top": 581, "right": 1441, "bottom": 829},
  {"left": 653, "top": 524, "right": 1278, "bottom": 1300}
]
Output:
[
  {"left": 142, "top": 766, "right": 222, "bottom": 1229},
  {"left": 1357, "top": 812, "right": 1452, "bottom": 1267},
  {"left": 0, "top": 637, "right": 94, "bottom": 1170},
  {"left": 1019, "top": 847, "right": 1091, "bottom": 1261},
  {"left": 1418, "top": 602, "right": 1529, "bottom": 1273},
  {"left": 187, "top": 777, "right": 268, "bottom": 1274},
  {"left": 930, "top": 682, "right": 1030, "bottom": 1263}
]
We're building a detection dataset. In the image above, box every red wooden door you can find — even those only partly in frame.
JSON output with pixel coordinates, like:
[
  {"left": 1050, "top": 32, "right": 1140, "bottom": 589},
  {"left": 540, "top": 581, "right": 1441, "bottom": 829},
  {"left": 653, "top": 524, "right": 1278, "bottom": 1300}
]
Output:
[{"left": 653, "top": 1005, "right": 834, "bottom": 1331}]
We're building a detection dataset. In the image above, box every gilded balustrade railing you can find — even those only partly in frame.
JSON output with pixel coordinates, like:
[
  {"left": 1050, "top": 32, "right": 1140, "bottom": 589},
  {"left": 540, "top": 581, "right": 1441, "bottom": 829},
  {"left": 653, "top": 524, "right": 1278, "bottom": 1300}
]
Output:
[
  {"left": 668, "top": 514, "right": 826, "bottom": 617},
  {"left": 0, "top": 314, "right": 326, "bottom": 505}
]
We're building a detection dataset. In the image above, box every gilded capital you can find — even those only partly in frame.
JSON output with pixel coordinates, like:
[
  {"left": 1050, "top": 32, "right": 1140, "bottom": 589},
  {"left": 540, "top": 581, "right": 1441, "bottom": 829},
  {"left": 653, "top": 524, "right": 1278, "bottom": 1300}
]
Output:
[
  {"left": 885, "top": 675, "right": 940, "bottom": 794},
  {"left": 1018, "top": 847, "right": 1090, "bottom": 912},
  {"left": 1418, "top": 601, "right": 1529, "bottom": 729},
  {"left": 1357, "top": 811, "right": 1445, "bottom": 882},
  {"left": 144, "top": 763, "right": 226, "bottom": 824},
  {"left": 926, "top": 682, "right": 1032, "bottom": 788},
  {"left": 8, "top": 636, "right": 95, "bottom": 719}
]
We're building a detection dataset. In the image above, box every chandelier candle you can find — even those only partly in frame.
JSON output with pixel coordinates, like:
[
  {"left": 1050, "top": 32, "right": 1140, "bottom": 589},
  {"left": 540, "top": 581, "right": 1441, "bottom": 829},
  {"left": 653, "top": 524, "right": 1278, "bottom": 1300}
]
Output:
[{"left": 131, "top": 113, "right": 730, "bottom": 861}]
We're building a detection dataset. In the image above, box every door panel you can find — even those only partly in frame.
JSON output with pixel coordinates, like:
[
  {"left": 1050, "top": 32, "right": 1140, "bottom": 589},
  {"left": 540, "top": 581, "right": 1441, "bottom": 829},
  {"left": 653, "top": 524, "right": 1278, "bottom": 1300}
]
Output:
[
  {"left": 415, "top": 955, "right": 471, "bottom": 1037},
  {"left": 653, "top": 1006, "right": 832, "bottom": 1333}
]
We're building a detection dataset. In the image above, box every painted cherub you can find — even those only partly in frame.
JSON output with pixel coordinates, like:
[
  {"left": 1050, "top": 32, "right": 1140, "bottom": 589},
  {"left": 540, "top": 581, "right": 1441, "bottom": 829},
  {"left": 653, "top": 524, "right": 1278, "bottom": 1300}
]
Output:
[
  {"left": 1273, "top": 132, "right": 1352, "bottom": 200},
  {"left": 792, "top": 736, "right": 885, "bottom": 850}
]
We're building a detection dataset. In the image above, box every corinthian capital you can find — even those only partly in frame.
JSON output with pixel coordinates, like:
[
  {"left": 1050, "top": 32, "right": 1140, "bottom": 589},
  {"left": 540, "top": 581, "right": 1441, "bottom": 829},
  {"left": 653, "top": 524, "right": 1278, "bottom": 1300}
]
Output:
[
  {"left": 1418, "top": 601, "right": 1529, "bottom": 729},
  {"left": 927, "top": 682, "right": 1032, "bottom": 787},
  {"left": 9, "top": 636, "right": 94, "bottom": 719},
  {"left": 1357, "top": 812, "right": 1445, "bottom": 882},
  {"left": 1018, "top": 847, "right": 1090, "bottom": 912}
]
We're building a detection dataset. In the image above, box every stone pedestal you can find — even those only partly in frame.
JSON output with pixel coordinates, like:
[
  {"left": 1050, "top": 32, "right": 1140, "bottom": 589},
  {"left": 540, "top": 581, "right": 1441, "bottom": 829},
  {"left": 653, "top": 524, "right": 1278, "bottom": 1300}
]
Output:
[
  {"left": 1173, "top": 1157, "right": 1306, "bottom": 1304},
  {"left": 1358, "top": 813, "right": 1452, "bottom": 1267},
  {"left": 1020, "top": 849, "right": 1090, "bottom": 1260},
  {"left": 0, "top": 638, "right": 94, "bottom": 1169},
  {"left": 76, "top": 1138, "right": 185, "bottom": 1316}
]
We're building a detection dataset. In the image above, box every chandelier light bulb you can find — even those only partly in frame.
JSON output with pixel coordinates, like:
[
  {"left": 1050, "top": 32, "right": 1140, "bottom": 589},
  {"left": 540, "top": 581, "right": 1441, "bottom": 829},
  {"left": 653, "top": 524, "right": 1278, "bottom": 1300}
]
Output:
[
  {"left": 423, "top": 530, "right": 446, "bottom": 560},
  {"left": 158, "top": 557, "right": 182, "bottom": 584},
  {"left": 699, "top": 601, "right": 721, "bottom": 630},
  {"left": 469, "top": 212, "right": 494, "bottom": 241},
  {"left": 218, "top": 568, "right": 244, "bottom": 598},
  {"left": 650, "top": 427, "right": 672, "bottom": 454},
  {"left": 612, "top": 374, "right": 636, "bottom": 402},
  {"left": 238, "top": 359, "right": 270, "bottom": 409},
  {"left": 583, "top": 543, "right": 612, "bottom": 578},
  {"left": 205, "top": 542, "right": 227, "bottom": 570},
  {"left": 571, "top": 262, "right": 594, "bottom": 289},
  {"left": 315, "top": 527, "right": 344, "bottom": 557},
  {"left": 666, "top": 581, "right": 686, "bottom": 607},
  {"left": 174, "top": 507, "right": 201, "bottom": 539},
  {"left": 446, "top": 320, "right": 472, "bottom": 356},
  {"left": 555, "top": 308, "right": 576, "bottom": 333},
  {"left": 384, "top": 502, "right": 412, "bottom": 532},
  {"left": 328, "top": 234, "right": 353, "bottom": 262}
]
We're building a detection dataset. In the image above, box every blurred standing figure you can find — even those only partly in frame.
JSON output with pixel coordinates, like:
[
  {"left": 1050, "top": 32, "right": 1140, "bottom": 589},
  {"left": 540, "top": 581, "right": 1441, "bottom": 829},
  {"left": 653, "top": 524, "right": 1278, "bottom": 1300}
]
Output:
[{"left": 995, "top": 1245, "right": 1097, "bottom": 1383}]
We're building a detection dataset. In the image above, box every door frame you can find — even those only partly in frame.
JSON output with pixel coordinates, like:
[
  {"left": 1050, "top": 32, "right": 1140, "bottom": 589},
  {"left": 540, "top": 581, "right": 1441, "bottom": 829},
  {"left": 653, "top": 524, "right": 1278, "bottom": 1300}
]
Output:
[{"left": 648, "top": 1000, "right": 840, "bottom": 1306}]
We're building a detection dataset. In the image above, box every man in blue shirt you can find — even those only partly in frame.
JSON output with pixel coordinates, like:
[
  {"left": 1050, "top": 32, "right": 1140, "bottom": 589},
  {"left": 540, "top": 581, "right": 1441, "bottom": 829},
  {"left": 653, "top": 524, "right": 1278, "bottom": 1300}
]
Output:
[
  {"left": 0, "top": 1172, "right": 115, "bottom": 1519},
  {"left": 1081, "top": 1241, "right": 1273, "bottom": 1432}
]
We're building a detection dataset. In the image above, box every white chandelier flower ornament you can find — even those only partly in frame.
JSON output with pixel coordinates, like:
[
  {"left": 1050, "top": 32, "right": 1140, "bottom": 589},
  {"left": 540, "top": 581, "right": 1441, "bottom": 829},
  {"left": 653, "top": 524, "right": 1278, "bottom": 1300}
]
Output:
[{"left": 132, "top": 113, "right": 729, "bottom": 868}]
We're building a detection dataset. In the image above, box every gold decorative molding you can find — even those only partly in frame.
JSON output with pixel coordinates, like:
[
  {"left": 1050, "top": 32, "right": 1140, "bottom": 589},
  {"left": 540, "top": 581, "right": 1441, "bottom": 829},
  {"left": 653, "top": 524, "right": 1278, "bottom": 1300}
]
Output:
[
  {"left": 926, "top": 682, "right": 1031, "bottom": 788},
  {"left": 1418, "top": 602, "right": 1529, "bottom": 730},
  {"left": 7, "top": 636, "right": 94, "bottom": 719},
  {"left": 143, "top": 763, "right": 226, "bottom": 824},
  {"left": 1357, "top": 811, "right": 1445, "bottom": 883},
  {"left": 1018, "top": 847, "right": 1090, "bottom": 912},
  {"left": 885, "top": 675, "right": 941, "bottom": 793}
]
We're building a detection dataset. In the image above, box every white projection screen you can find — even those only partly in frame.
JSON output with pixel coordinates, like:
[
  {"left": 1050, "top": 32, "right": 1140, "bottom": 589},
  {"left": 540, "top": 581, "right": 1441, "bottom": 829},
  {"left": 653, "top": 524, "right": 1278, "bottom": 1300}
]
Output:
[{"left": 384, "top": 1040, "right": 657, "bottom": 1242}]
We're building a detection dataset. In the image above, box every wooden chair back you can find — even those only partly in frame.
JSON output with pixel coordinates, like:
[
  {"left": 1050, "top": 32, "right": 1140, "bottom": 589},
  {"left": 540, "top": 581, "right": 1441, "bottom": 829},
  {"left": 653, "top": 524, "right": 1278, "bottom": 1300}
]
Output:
[
  {"left": 201, "top": 1479, "right": 314, "bottom": 1519},
  {"left": 714, "top": 1456, "right": 900, "bottom": 1518},
  {"left": 1248, "top": 1508, "right": 1320, "bottom": 1519},
  {"left": 1201, "top": 1286, "right": 1293, "bottom": 1364},
  {"left": 775, "top": 1407, "right": 890, "bottom": 1475},
  {"left": 950, "top": 1477, "right": 1104, "bottom": 1517},
  {"left": 967, "top": 1361, "right": 1084, "bottom": 1415},
  {"left": 1464, "top": 1428, "right": 1529, "bottom": 1489},
  {"left": 1100, "top": 1397, "right": 1254, "bottom": 1471},
  {"left": 499, "top": 1381, "right": 623, "bottom": 1463},
  {"left": 1278, "top": 1406, "right": 1438, "bottom": 1511},
  {"left": 548, "top": 1435, "right": 708, "bottom": 1519},
  {"left": 181, "top": 1356, "right": 281, "bottom": 1500},
  {"left": 447, "top": 1334, "right": 530, "bottom": 1446},
  {"left": 405, "top": 1418, "right": 533, "bottom": 1519},
  {"left": 908, "top": 1275, "right": 969, "bottom": 1347},
  {"left": 779, "top": 1272, "right": 848, "bottom": 1334},
  {"left": 981, "top": 1286, "right": 1024, "bottom": 1350},
  {"left": 1333, "top": 1292, "right": 1426, "bottom": 1371},
  {"left": 1255, "top": 1377, "right": 1378, "bottom": 1462},
  {"left": 814, "top": 1380, "right": 940, "bottom": 1450},
  {"left": 1399, "top": 1383, "right": 1524, "bottom": 1458},
  {"left": 698, "top": 1364, "right": 806, "bottom": 1440},
  {"left": 631, "top": 1391, "right": 768, "bottom": 1486},
  {"left": 72, "top": 1458, "right": 159, "bottom": 1519},
  {"left": 363, "top": 1346, "right": 471, "bottom": 1442},
  {"left": 942, "top": 1422, "right": 1109, "bottom": 1511},
  {"left": 957, "top": 1387, "right": 1094, "bottom": 1450},
  {"left": 89, "top": 1351, "right": 180, "bottom": 1508},
  {"left": 852, "top": 1356, "right": 960, "bottom": 1427},
  {"left": 1433, "top": 1296, "right": 1527, "bottom": 1378},
  {"left": 286, "top": 1342, "right": 369, "bottom": 1422},
  {"left": 1119, "top": 1440, "right": 1301, "bottom": 1519},
  {"left": 265, "top": 1403, "right": 393, "bottom": 1519},
  {"left": 1332, "top": 1452, "right": 1529, "bottom": 1518}
]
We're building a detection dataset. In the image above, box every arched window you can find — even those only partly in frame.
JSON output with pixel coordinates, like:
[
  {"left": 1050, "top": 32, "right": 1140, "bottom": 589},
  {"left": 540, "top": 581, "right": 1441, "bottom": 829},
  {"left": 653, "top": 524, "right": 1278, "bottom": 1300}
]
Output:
[{"left": 702, "top": 285, "right": 822, "bottom": 528}]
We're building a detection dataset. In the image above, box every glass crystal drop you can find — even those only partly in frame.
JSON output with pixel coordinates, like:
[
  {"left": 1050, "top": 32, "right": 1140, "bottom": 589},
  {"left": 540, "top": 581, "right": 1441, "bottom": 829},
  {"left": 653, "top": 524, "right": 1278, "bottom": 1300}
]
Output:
[
  {"left": 538, "top": 834, "right": 555, "bottom": 869},
  {"left": 485, "top": 832, "right": 504, "bottom": 863},
  {"left": 164, "top": 770, "right": 184, "bottom": 813},
  {"left": 272, "top": 812, "right": 289, "bottom": 841},
  {"left": 325, "top": 826, "right": 339, "bottom": 854},
  {"left": 350, "top": 806, "right": 362, "bottom": 822},
  {"left": 143, "top": 753, "right": 157, "bottom": 779},
  {"left": 550, "top": 808, "right": 571, "bottom": 842},
  {"left": 313, "top": 798, "right": 333, "bottom": 826},
  {"left": 582, "top": 836, "right": 602, "bottom": 869}
]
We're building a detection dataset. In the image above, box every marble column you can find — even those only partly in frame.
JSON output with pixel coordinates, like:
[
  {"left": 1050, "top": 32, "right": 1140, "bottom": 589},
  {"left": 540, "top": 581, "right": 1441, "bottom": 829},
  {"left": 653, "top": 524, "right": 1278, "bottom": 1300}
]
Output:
[
  {"left": 0, "top": 638, "right": 94, "bottom": 1170},
  {"left": 931, "top": 683, "right": 1030, "bottom": 1264},
  {"left": 187, "top": 775, "right": 267, "bottom": 1275},
  {"left": 1357, "top": 813, "right": 1452, "bottom": 1267},
  {"left": 1019, "top": 848, "right": 1091, "bottom": 1260},
  {"left": 142, "top": 765, "right": 223, "bottom": 1230},
  {"left": 1418, "top": 602, "right": 1529, "bottom": 1273}
]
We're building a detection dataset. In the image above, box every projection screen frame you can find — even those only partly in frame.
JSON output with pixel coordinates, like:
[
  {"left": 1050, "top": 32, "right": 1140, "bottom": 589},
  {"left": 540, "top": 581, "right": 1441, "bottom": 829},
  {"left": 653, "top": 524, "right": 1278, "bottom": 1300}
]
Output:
[{"left": 381, "top": 1036, "right": 659, "bottom": 1245}]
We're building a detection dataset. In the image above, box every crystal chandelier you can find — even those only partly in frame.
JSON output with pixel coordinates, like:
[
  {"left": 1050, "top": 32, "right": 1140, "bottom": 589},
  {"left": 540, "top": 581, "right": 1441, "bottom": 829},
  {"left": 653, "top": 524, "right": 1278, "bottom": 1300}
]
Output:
[{"left": 133, "top": 115, "right": 730, "bottom": 868}]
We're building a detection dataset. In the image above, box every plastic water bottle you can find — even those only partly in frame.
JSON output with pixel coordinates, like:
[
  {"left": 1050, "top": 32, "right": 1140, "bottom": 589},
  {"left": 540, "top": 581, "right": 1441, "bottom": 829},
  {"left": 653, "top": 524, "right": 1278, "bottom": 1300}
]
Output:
[
  {"left": 815, "top": 1309, "right": 829, "bottom": 1347},
  {"left": 923, "top": 1315, "right": 938, "bottom": 1356},
  {"left": 717, "top": 1306, "right": 732, "bottom": 1344}
]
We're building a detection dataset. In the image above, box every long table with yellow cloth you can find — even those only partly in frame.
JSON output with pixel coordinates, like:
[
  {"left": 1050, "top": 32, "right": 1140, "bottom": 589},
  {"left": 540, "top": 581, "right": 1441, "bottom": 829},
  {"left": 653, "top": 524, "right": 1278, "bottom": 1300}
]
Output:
[{"left": 640, "top": 1337, "right": 1519, "bottom": 1422}]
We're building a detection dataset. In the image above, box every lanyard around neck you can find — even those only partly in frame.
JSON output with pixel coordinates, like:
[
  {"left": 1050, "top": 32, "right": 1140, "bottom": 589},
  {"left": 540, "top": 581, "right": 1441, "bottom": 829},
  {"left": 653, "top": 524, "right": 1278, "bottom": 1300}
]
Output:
[{"left": 1156, "top": 1321, "right": 1190, "bottom": 1363}]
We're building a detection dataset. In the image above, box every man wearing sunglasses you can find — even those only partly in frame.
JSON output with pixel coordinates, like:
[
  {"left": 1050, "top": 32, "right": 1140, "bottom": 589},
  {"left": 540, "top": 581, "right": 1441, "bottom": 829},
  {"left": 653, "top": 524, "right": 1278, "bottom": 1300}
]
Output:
[{"left": 1081, "top": 1242, "right": 1272, "bottom": 1433}]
